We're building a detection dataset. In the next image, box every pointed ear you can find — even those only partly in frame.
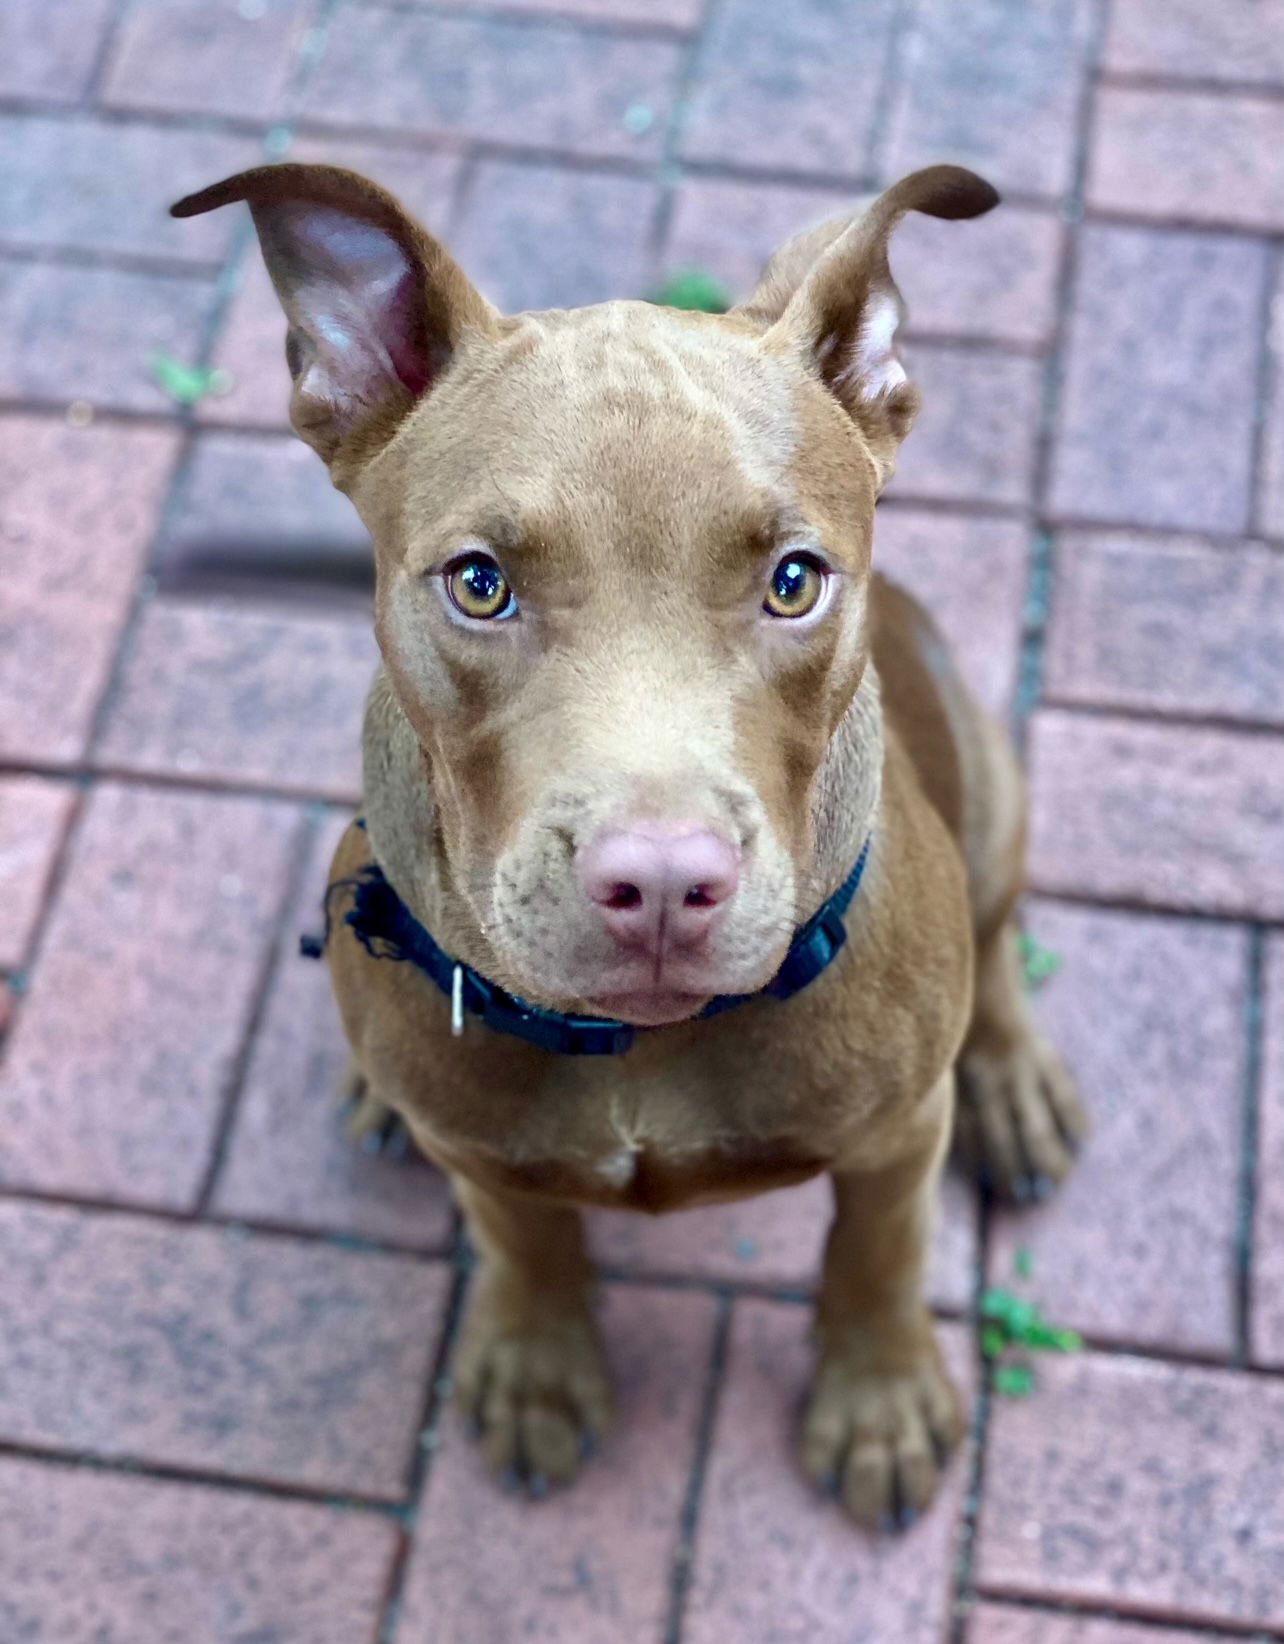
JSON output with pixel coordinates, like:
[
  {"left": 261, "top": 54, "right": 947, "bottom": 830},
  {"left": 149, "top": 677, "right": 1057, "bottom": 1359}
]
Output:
[
  {"left": 172, "top": 163, "right": 498, "bottom": 465},
  {"left": 736, "top": 166, "right": 998, "bottom": 475}
]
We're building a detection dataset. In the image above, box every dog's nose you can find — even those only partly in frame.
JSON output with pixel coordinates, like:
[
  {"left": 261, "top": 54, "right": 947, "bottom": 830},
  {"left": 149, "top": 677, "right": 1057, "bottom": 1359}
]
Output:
[{"left": 576, "top": 825, "right": 740, "bottom": 953}]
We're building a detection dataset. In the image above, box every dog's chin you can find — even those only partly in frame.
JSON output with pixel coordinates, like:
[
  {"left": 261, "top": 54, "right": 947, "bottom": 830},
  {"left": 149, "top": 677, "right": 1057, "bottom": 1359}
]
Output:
[{"left": 586, "top": 989, "right": 714, "bottom": 1027}]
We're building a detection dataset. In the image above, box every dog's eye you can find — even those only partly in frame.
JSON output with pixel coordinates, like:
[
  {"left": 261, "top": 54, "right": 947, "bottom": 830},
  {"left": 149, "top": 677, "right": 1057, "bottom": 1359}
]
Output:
[
  {"left": 763, "top": 554, "right": 826, "bottom": 619},
  {"left": 445, "top": 553, "right": 517, "bottom": 621}
]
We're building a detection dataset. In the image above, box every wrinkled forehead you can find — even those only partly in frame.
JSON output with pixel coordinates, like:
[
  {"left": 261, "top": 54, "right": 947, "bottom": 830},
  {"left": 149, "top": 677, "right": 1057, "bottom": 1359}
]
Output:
[{"left": 378, "top": 302, "right": 870, "bottom": 558}]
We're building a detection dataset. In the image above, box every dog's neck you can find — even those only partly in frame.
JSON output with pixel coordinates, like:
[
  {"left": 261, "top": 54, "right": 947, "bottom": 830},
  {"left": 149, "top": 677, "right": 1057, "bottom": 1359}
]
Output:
[{"left": 359, "top": 663, "right": 885, "bottom": 984}]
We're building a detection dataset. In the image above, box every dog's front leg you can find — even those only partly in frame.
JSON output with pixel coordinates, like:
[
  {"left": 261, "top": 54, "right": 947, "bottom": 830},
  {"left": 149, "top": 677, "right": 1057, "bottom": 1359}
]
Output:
[
  {"left": 451, "top": 1175, "right": 613, "bottom": 1492},
  {"left": 802, "top": 1072, "right": 963, "bottom": 1530}
]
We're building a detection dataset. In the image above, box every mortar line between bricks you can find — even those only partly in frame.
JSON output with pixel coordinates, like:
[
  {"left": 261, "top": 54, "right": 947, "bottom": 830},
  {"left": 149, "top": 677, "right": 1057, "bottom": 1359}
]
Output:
[
  {"left": 1100, "top": 65, "right": 1284, "bottom": 106},
  {"left": 338, "top": 0, "right": 695, "bottom": 41},
  {"left": 78, "top": 0, "right": 137, "bottom": 106},
  {"left": 1037, "top": 691, "right": 1284, "bottom": 738},
  {"left": 0, "top": 1438, "right": 414, "bottom": 1519},
  {"left": 662, "top": 1290, "right": 732, "bottom": 1644},
  {"left": 1017, "top": 0, "right": 1110, "bottom": 756},
  {"left": 945, "top": 1165, "right": 993, "bottom": 1643},
  {"left": 0, "top": 241, "right": 234, "bottom": 281},
  {"left": 376, "top": 1257, "right": 474, "bottom": 1644},
  {"left": 0, "top": 1177, "right": 457, "bottom": 1262},
  {"left": 974, "top": 1590, "right": 1283, "bottom": 1643},
  {"left": 1234, "top": 927, "right": 1268, "bottom": 1367},
  {"left": 191, "top": 807, "right": 319, "bottom": 1217},
  {"left": 1248, "top": 240, "right": 1280, "bottom": 539},
  {"left": 864, "top": 0, "right": 916, "bottom": 188},
  {"left": 0, "top": 97, "right": 285, "bottom": 140},
  {"left": 973, "top": 1584, "right": 1282, "bottom": 1637},
  {"left": 644, "top": 0, "right": 721, "bottom": 287}
]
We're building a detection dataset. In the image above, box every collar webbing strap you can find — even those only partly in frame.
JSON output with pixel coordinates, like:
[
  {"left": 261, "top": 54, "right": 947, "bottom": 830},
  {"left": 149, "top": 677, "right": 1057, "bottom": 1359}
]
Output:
[{"left": 303, "top": 830, "right": 872, "bottom": 1057}]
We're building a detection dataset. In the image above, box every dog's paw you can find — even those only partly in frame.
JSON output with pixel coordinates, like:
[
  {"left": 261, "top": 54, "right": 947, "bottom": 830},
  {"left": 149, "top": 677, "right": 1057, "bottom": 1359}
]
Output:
[
  {"left": 800, "top": 1334, "right": 963, "bottom": 1531},
  {"left": 454, "top": 1305, "right": 614, "bottom": 1493},
  {"left": 956, "top": 1034, "right": 1087, "bottom": 1203}
]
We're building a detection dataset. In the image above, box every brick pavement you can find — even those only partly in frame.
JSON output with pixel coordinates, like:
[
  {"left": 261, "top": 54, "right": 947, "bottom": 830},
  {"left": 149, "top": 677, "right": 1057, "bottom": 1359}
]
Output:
[{"left": 1, "top": 1, "right": 1282, "bottom": 1639}]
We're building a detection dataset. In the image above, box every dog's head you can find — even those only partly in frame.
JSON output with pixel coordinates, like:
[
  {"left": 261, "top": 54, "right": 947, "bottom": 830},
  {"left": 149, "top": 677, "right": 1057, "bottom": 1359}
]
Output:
[{"left": 175, "top": 163, "right": 996, "bottom": 1025}]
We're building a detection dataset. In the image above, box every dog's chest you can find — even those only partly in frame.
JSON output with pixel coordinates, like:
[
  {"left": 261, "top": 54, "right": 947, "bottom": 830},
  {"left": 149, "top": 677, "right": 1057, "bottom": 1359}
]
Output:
[{"left": 463, "top": 1075, "right": 836, "bottom": 1214}]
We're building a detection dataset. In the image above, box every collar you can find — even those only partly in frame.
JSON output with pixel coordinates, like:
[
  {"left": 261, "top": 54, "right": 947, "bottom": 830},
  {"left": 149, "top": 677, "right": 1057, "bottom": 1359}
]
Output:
[{"left": 303, "top": 826, "right": 871, "bottom": 1057}]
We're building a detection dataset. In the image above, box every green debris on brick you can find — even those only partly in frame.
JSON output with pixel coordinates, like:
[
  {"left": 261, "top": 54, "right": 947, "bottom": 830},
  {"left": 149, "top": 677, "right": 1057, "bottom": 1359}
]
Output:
[
  {"left": 1019, "top": 931, "right": 1062, "bottom": 991},
  {"left": 981, "top": 1283, "right": 1082, "bottom": 1398},
  {"left": 1014, "top": 1245, "right": 1034, "bottom": 1281},
  {"left": 150, "top": 352, "right": 232, "bottom": 406},
  {"left": 994, "top": 1363, "right": 1036, "bottom": 1397},
  {"left": 651, "top": 270, "right": 732, "bottom": 314}
]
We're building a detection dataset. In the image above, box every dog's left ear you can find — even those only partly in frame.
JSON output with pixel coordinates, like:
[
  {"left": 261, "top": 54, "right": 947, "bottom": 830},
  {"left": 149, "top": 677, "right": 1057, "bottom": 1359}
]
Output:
[
  {"left": 172, "top": 163, "right": 498, "bottom": 467},
  {"left": 737, "top": 165, "right": 998, "bottom": 476}
]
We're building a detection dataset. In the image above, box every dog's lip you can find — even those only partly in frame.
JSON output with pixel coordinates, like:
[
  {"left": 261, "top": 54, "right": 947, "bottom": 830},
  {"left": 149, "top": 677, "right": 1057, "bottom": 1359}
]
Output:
[{"left": 586, "top": 989, "right": 713, "bottom": 1026}]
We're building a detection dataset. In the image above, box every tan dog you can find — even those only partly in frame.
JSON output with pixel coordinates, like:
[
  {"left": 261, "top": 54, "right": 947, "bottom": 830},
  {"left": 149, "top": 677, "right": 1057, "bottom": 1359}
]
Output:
[{"left": 174, "top": 162, "right": 1087, "bottom": 1529}]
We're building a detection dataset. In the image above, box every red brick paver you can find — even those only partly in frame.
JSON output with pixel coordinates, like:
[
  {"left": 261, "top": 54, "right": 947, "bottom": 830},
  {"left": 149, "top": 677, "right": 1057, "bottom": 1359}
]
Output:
[
  {"left": 96, "top": 598, "right": 375, "bottom": 800},
  {"left": 397, "top": 1286, "right": 716, "bottom": 1644},
  {"left": 873, "top": 507, "right": 1031, "bottom": 718},
  {"left": 0, "top": 783, "right": 302, "bottom": 1208},
  {"left": 212, "top": 813, "right": 456, "bottom": 1248},
  {"left": 1028, "top": 710, "right": 1284, "bottom": 918},
  {"left": 1046, "top": 531, "right": 1284, "bottom": 726},
  {"left": 0, "top": 1455, "right": 399, "bottom": 1644},
  {"left": 0, "top": 775, "right": 77, "bottom": 970},
  {"left": 0, "top": 116, "right": 260, "bottom": 266},
  {"left": 0, "top": 416, "right": 179, "bottom": 765},
  {"left": 681, "top": 0, "right": 897, "bottom": 179},
  {"left": 0, "top": 262, "right": 218, "bottom": 412},
  {"left": 976, "top": 1352, "right": 1284, "bottom": 1631},
  {"left": 0, "top": 1199, "right": 447, "bottom": 1497},
  {"left": 988, "top": 902, "right": 1247, "bottom": 1355},
  {"left": 1089, "top": 87, "right": 1284, "bottom": 232},
  {"left": 0, "top": 0, "right": 116, "bottom": 103},
  {"left": 298, "top": 7, "right": 682, "bottom": 161},
  {"left": 883, "top": 0, "right": 1095, "bottom": 200},
  {"left": 101, "top": 0, "right": 315, "bottom": 123},
  {"left": 890, "top": 346, "right": 1044, "bottom": 507},
  {"left": 1047, "top": 225, "right": 1267, "bottom": 533},
  {"left": 452, "top": 161, "right": 660, "bottom": 313},
  {"left": 684, "top": 1308, "right": 973, "bottom": 1644},
  {"left": 1104, "top": 0, "right": 1284, "bottom": 84}
]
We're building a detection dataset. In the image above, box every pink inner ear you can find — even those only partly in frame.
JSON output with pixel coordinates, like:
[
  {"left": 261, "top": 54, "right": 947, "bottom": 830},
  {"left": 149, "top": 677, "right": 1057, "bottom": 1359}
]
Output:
[{"left": 278, "top": 204, "right": 431, "bottom": 404}]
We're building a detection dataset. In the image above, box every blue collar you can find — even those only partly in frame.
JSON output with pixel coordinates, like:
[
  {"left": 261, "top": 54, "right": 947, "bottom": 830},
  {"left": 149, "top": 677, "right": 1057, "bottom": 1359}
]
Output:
[{"left": 303, "top": 827, "right": 871, "bottom": 1057}]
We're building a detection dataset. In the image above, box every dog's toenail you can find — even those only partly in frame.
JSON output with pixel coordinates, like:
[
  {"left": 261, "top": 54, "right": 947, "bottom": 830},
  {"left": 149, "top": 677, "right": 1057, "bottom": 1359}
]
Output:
[
  {"left": 528, "top": 1472, "right": 550, "bottom": 1500},
  {"left": 877, "top": 1513, "right": 895, "bottom": 1534},
  {"left": 580, "top": 1432, "right": 597, "bottom": 1459},
  {"left": 897, "top": 1504, "right": 920, "bottom": 1531},
  {"left": 500, "top": 1467, "right": 521, "bottom": 1493},
  {"left": 1031, "top": 1173, "right": 1053, "bottom": 1200},
  {"left": 1011, "top": 1176, "right": 1032, "bottom": 1203}
]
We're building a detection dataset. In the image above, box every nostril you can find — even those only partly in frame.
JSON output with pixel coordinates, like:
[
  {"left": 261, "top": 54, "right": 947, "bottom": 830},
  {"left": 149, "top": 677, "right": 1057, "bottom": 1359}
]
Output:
[
  {"left": 605, "top": 882, "right": 643, "bottom": 911},
  {"left": 684, "top": 884, "right": 716, "bottom": 909}
]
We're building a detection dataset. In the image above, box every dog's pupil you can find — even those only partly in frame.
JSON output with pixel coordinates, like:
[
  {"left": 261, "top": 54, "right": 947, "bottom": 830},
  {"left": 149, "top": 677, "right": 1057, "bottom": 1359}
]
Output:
[
  {"left": 463, "top": 560, "right": 501, "bottom": 605},
  {"left": 775, "top": 561, "right": 807, "bottom": 603}
]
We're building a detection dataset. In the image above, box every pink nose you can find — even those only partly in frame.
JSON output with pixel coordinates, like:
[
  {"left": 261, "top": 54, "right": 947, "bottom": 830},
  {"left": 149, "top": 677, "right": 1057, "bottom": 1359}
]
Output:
[{"left": 576, "top": 825, "right": 741, "bottom": 955}]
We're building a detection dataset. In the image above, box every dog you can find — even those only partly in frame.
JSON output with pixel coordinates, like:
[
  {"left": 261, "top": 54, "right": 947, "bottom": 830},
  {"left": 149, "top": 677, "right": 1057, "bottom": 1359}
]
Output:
[{"left": 173, "top": 161, "right": 1087, "bottom": 1529}]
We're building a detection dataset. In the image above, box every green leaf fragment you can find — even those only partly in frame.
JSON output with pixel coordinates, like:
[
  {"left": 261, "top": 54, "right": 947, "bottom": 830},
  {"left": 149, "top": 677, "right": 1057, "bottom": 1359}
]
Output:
[
  {"left": 1014, "top": 1246, "right": 1034, "bottom": 1280},
  {"left": 150, "top": 352, "right": 231, "bottom": 405},
  {"left": 1019, "top": 932, "right": 1062, "bottom": 989},
  {"left": 981, "top": 1325, "right": 1007, "bottom": 1360},
  {"left": 994, "top": 1363, "right": 1036, "bottom": 1397},
  {"left": 651, "top": 270, "right": 732, "bottom": 314}
]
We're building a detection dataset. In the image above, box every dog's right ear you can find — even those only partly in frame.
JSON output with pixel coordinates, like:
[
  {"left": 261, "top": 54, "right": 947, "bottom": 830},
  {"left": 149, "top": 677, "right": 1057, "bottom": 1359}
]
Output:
[{"left": 172, "top": 164, "right": 497, "bottom": 465}]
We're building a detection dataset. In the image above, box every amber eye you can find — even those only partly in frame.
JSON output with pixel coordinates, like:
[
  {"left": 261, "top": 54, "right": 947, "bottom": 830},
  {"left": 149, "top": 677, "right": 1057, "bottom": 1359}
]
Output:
[
  {"left": 445, "top": 553, "right": 517, "bottom": 621},
  {"left": 763, "top": 554, "right": 826, "bottom": 619}
]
